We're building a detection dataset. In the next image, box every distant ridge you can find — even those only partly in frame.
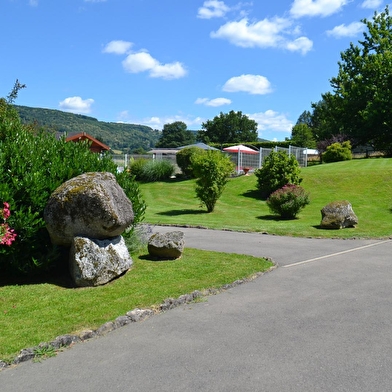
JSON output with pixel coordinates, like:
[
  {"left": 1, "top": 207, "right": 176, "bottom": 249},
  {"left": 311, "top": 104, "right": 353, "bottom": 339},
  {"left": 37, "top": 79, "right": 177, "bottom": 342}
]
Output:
[{"left": 15, "top": 105, "right": 161, "bottom": 153}]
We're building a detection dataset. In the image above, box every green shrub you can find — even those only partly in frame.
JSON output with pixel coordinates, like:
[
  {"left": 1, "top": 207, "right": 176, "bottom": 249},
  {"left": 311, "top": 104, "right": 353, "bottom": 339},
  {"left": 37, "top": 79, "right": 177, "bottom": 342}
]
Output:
[
  {"left": 130, "top": 159, "right": 174, "bottom": 182},
  {"left": 129, "top": 158, "right": 149, "bottom": 179},
  {"left": 255, "top": 151, "right": 302, "bottom": 198},
  {"left": 176, "top": 147, "right": 206, "bottom": 177},
  {"left": 322, "top": 141, "right": 352, "bottom": 163},
  {"left": 0, "top": 98, "right": 145, "bottom": 274},
  {"left": 192, "top": 151, "right": 235, "bottom": 212},
  {"left": 141, "top": 159, "right": 175, "bottom": 182},
  {"left": 266, "top": 184, "right": 310, "bottom": 219}
]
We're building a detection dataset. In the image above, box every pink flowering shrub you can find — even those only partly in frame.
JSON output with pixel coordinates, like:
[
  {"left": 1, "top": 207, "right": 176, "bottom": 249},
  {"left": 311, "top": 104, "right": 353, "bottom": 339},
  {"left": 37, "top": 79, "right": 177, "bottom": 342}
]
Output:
[
  {"left": 0, "top": 202, "right": 17, "bottom": 246},
  {"left": 267, "top": 184, "right": 310, "bottom": 219}
]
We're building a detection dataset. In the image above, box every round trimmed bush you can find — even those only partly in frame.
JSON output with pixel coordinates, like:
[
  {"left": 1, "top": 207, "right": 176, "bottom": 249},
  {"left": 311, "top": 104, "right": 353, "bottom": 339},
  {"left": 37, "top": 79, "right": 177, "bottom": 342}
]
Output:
[
  {"left": 255, "top": 151, "right": 302, "bottom": 198},
  {"left": 266, "top": 184, "right": 310, "bottom": 219},
  {"left": 322, "top": 141, "right": 352, "bottom": 163},
  {"left": 176, "top": 147, "right": 206, "bottom": 177}
]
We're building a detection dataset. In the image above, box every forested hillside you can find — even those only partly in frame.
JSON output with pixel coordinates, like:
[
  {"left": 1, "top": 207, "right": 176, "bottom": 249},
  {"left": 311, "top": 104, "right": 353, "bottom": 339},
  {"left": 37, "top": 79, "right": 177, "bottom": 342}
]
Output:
[{"left": 15, "top": 105, "right": 161, "bottom": 153}]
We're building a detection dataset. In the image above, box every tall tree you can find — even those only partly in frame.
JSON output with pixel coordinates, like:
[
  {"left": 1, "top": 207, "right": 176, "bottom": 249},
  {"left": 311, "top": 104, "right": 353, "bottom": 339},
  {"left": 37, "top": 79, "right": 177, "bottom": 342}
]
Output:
[
  {"left": 296, "top": 110, "right": 312, "bottom": 127},
  {"left": 155, "top": 121, "right": 195, "bottom": 148},
  {"left": 310, "top": 94, "right": 344, "bottom": 143},
  {"left": 289, "top": 123, "right": 316, "bottom": 148},
  {"left": 326, "top": 5, "right": 392, "bottom": 155},
  {"left": 198, "top": 110, "right": 258, "bottom": 145}
]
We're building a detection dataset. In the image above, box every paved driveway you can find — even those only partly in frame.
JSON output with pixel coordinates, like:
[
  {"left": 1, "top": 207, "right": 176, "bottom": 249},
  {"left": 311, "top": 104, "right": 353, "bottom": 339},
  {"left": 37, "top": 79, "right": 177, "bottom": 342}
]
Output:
[{"left": 1, "top": 228, "right": 392, "bottom": 392}]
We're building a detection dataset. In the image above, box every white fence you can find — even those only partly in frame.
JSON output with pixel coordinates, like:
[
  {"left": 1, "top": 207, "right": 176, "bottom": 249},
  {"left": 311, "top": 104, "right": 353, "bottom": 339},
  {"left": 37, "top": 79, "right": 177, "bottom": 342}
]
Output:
[
  {"left": 111, "top": 146, "right": 310, "bottom": 174},
  {"left": 226, "top": 145, "right": 309, "bottom": 175}
]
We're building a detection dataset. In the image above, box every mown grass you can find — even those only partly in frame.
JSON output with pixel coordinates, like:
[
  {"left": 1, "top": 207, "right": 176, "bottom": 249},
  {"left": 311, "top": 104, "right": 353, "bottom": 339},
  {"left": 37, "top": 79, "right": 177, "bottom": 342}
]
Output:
[
  {"left": 140, "top": 158, "right": 392, "bottom": 239},
  {"left": 2, "top": 158, "right": 390, "bottom": 363},
  {"left": 0, "top": 249, "right": 272, "bottom": 362}
]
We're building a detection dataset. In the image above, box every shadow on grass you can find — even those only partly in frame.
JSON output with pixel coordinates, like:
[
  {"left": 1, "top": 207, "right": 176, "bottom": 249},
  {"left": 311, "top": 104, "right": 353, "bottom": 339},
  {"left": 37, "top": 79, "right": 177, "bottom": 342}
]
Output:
[
  {"left": 257, "top": 215, "right": 299, "bottom": 221},
  {"left": 138, "top": 254, "right": 178, "bottom": 262},
  {"left": 312, "top": 225, "right": 357, "bottom": 231},
  {"left": 0, "top": 249, "right": 75, "bottom": 288},
  {"left": 241, "top": 189, "right": 264, "bottom": 200},
  {"left": 156, "top": 209, "right": 207, "bottom": 216}
]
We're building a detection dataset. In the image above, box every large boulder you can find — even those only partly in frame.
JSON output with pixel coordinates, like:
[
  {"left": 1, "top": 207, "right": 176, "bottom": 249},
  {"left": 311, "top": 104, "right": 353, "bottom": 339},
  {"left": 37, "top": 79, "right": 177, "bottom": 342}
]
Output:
[
  {"left": 70, "top": 236, "right": 133, "bottom": 287},
  {"left": 320, "top": 200, "right": 358, "bottom": 229},
  {"left": 148, "top": 231, "right": 185, "bottom": 260},
  {"left": 44, "top": 172, "right": 134, "bottom": 246}
]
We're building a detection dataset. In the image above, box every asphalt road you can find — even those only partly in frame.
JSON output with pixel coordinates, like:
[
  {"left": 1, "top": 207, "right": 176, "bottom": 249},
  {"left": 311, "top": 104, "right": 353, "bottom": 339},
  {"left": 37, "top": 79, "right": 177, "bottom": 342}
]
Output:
[{"left": 1, "top": 227, "right": 392, "bottom": 392}]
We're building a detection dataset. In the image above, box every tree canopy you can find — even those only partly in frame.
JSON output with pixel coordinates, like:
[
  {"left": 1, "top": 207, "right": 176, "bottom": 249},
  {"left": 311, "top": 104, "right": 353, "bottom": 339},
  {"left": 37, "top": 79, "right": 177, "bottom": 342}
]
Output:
[
  {"left": 311, "top": 5, "right": 392, "bottom": 155},
  {"left": 198, "top": 110, "right": 258, "bottom": 145},
  {"left": 155, "top": 121, "right": 196, "bottom": 148},
  {"left": 289, "top": 123, "right": 316, "bottom": 148}
]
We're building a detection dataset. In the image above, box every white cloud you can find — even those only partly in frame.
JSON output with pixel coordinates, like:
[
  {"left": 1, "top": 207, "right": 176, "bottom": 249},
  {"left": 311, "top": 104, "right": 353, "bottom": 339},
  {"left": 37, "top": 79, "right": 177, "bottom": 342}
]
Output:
[
  {"left": 29, "top": 0, "right": 38, "bottom": 6},
  {"left": 116, "top": 112, "right": 204, "bottom": 130},
  {"left": 197, "top": 0, "right": 230, "bottom": 19},
  {"left": 122, "top": 51, "right": 187, "bottom": 79},
  {"left": 248, "top": 110, "right": 293, "bottom": 134},
  {"left": 103, "top": 40, "right": 133, "bottom": 55},
  {"left": 222, "top": 74, "right": 273, "bottom": 95},
  {"left": 59, "top": 96, "right": 94, "bottom": 114},
  {"left": 195, "top": 97, "right": 232, "bottom": 106},
  {"left": 140, "top": 115, "right": 204, "bottom": 130},
  {"left": 211, "top": 17, "right": 313, "bottom": 54},
  {"left": 326, "top": 22, "right": 364, "bottom": 38},
  {"left": 286, "top": 36, "right": 313, "bottom": 54},
  {"left": 290, "top": 0, "right": 349, "bottom": 18},
  {"left": 361, "top": 0, "right": 383, "bottom": 8}
]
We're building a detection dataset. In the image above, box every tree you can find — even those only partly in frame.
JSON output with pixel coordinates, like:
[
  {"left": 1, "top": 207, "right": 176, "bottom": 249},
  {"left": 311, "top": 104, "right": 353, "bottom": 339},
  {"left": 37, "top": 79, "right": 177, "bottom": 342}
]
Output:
[
  {"left": 325, "top": 6, "right": 392, "bottom": 155},
  {"left": 310, "top": 95, "right": 344, "bottom": 144},
  {"left": 155, "top": 121, "right": 195, "bottom": 148},
  {"left": 198, "top": 110, "right": 258, "bottom": 145},
  {"left": 289, "top": 123, "right": 316, "bottom": 148},
  {"left": 192, "top": 151, "right": 234, "bottom": 212},
  {"left": 296, "top": 110, "right": 312, "bottom": 127}
]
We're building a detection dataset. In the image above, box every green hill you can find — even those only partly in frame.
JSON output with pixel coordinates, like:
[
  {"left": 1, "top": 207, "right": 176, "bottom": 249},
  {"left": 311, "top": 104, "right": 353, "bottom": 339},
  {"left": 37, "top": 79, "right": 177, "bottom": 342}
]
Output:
[{"left": 15, "top": 105, "right": 161, "bottom": 153}]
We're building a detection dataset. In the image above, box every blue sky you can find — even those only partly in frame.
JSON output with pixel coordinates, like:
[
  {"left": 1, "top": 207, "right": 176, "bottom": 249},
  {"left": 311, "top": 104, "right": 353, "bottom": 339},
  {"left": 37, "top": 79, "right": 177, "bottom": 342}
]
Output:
[{"left": 1, "top": 0, "right": 386, "bottom": 141}]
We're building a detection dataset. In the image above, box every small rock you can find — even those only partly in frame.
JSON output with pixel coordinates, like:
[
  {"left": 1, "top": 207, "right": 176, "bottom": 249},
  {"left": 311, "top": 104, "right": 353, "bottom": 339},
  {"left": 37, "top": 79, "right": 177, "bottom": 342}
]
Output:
[
  {"left": 70, "top": 236, "right": 133, "bottom": 287},
  {"left": 320, "top": 200, "right": 358, "bottom": 229},
  {"left": 148, "top": 231, "right": 185, "bottom": 259},
  {"left": 96, "top": 321, "right": 116, "bottom": 336}
]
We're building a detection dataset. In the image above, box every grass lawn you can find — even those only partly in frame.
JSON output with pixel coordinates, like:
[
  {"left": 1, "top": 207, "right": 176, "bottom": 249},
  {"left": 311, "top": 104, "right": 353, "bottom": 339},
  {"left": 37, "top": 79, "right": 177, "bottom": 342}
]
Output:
[
  {"left": 140, "top": 158, "right": 392, "bottom": 239},
  {"left": 1, "top": 158, "right": 391, "bottom": 364},
  {"left": 0, "top": 249, "right": 272, "bottom": 362}
]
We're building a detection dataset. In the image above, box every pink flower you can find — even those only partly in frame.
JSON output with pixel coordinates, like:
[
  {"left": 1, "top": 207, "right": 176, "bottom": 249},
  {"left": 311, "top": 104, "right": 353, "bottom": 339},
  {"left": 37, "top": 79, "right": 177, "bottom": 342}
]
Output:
[
  {"left": 2, "top": 202, "right": 10, "bottom": 220},
  {"left": 0, "top": 202, "right": 17, "bottom": 246}
]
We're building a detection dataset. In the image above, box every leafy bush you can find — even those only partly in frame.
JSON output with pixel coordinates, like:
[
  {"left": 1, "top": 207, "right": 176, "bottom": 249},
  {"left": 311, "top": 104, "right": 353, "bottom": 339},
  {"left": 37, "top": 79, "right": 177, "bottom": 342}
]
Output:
[
  {"left": 192, "top": 151, "right": 235, "bottom": 212},
  {"left": 129, "top": 158, "right": 149, "bottom": 179},
  {"left": 176, "top": 147, "right": 206, "bottom": 177},
  {"left": 142, "top": 159, "right": 175, "bottom": 182},
  {"left": 267, "top": 184, "right": 310, "bottom": 219},
  {"left": 255, "top": 151, "right": 302, "bottom": 198},
  {"left": 129, "top": 159, "right": 175, "bottom": 182},
  {"left": 322, "top": 141, "right": 352, "bottom": 163},
  {"left": 0, "top": 98, "right": 146, "bottom": 274}
]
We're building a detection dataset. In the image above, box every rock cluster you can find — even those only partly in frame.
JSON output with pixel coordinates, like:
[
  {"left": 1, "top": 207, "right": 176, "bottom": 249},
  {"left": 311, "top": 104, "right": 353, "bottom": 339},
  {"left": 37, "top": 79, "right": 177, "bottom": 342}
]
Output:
[
  {"left": 320, "top": 200, "right": 358, "bottom": 229},
  {"left": 44, "top": 172, "right": 134, "bottom": 286}
]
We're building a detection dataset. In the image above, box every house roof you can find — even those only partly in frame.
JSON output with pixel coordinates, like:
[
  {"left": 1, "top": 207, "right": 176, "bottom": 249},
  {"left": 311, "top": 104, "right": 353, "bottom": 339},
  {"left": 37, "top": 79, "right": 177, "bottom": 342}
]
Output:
[
  {"left": 148, "top": 148, "right": 179, "bottom": 155},
  {"left": 178, "top": 142, "right": 219, "bottom": 150},
  {"left": 66, "top": 132, "right": 110, "bottom": 152}
]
